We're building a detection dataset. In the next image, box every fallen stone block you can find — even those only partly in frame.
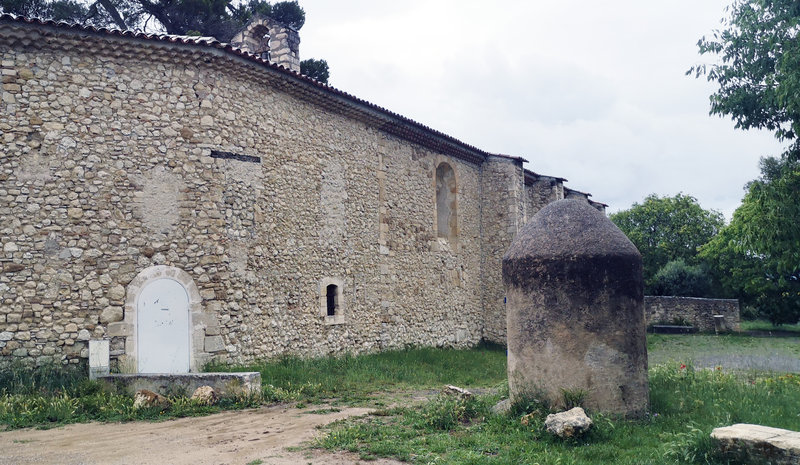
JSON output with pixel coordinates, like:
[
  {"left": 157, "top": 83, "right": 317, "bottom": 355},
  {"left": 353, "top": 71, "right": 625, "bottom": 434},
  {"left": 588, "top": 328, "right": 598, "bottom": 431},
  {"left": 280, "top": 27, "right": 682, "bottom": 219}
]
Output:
[
  {"left": 442, "top": 385, "right": 473, "bottom": 398},
  {"left": 712, "top": 423, "right": 800, "bottom": 465},
  {"left": 491, "top": 399, "right": 511, "bottom": 415},
  {"left": 98, "top": 372, "right": 261, "bottom": 398},
  {"left": 191, "top": 385, "right": 218, "bottom": 405},
  {"left": 544, "top": 407, "right": 593, "bottom": 438},
  {"left": 133, "top": 389, "right": 170, "bottom": 410}
]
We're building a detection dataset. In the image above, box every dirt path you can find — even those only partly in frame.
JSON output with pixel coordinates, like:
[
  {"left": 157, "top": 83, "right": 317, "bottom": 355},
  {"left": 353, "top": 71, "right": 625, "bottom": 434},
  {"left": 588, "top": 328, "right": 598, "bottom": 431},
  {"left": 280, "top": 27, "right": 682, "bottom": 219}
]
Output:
[{"left": 0, "top": 404, "right": 404, "bottom": 465}]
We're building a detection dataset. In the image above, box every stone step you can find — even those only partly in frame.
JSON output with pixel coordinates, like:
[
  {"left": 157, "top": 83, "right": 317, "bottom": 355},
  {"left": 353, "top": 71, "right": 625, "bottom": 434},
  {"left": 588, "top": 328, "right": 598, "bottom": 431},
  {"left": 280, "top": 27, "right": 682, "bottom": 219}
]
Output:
[
  {"left": 712, "top": 423, "right": 800, "bottom": 465},
  {"left": 98, "top": 372, "right": 262, "bottom": 398}
]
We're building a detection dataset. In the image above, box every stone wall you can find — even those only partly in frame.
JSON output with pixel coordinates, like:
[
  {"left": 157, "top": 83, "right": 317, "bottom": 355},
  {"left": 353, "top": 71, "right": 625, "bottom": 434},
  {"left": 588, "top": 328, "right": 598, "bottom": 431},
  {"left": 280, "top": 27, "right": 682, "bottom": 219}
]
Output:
[
  {"left": 644, "top": 296, "right": 740, "bottom": 332},
  {"left": 0, "top": 17, "right": 601, "bottom": 368},
  {"left": 480, "top": 156, "right": 524, "bottom": 344},
  {"left": 0, "top": 21, "right": 493, "bottom": 367},
  {"left": 523, "top": 176, "right": 563, "bottom": 225}
]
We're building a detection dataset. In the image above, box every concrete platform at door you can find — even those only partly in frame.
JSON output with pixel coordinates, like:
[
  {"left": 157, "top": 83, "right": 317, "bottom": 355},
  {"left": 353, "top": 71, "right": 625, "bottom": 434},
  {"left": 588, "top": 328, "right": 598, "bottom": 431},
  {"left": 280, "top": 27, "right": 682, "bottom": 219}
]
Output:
[
  {"left": 712, "top": 423, "right": 800, "bottom": 465},
  {"left": 98, "top": 372, "right": 262, "bottom": 398}
]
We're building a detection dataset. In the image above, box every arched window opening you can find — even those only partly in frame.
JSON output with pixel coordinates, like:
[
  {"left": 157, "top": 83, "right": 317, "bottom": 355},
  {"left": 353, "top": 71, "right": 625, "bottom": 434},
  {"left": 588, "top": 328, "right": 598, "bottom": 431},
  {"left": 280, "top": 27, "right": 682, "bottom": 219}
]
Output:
[
  {"left": 436, "top": 162, "right": 457, "bottom": 239},
  {"left": 326, "top": 284, "right": 338, "bottom": 316},
  {"left": 252, "top": 25, "right": 270, "bottom": 60},
  {"left": 320, "top": 277, "right": 345, "bottom": 325}
]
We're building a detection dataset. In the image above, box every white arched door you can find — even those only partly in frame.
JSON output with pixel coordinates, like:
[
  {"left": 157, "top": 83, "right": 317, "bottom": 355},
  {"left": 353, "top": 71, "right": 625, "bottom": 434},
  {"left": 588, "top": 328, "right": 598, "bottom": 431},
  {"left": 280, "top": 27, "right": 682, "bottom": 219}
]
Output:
[{"left": 137, "top": 278, "right": 190, "bottom": 373}]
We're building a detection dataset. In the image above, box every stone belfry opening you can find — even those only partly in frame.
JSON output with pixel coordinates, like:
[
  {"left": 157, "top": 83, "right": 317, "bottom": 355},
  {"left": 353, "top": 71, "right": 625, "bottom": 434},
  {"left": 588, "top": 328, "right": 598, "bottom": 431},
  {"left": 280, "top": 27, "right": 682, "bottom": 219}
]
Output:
[{"left": 230, "top": 16, "right": 301, "bottom": 72}]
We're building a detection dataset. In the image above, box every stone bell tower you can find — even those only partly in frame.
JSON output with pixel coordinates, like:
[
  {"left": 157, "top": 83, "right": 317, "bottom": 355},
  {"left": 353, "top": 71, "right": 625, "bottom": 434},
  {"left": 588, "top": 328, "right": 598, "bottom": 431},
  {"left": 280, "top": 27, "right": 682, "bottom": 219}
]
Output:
[{"left": 230, "top": 16, "right": 301, "bottom": 73}]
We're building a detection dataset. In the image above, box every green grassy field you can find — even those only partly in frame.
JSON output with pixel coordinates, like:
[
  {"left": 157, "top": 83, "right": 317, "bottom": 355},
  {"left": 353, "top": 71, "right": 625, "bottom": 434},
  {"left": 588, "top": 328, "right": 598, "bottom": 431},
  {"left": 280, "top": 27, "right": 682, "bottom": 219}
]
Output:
[
  {"left": 2, "top": 328, "right": 800, "bottom": 464},
  {"left": 208, "top": 343, "right": 508, "bottom": 404},
  {"left": 317, "top": 361, "right": 800, "bottom": 464}
]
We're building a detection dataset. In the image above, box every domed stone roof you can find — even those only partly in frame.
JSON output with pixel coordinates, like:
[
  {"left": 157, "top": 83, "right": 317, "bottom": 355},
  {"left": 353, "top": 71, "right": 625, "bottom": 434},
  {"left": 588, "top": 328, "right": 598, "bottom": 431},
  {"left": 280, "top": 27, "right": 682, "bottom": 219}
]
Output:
[{"left": 504, "top": 199, "right": 639, "bottom": 262}]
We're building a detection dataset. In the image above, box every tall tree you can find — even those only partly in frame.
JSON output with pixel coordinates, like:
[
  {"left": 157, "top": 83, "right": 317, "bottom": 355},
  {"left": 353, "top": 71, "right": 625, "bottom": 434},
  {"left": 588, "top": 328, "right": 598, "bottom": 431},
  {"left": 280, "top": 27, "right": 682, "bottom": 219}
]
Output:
[
  {"left": 610, "top": 194, "right": 724, "bottom": 293},
  {"left": 700, "top": 156, "right": 800, "bottom": 324},
  {"left": 690, "top": 0, "right": 800, "bottom": 323},
  {"left": 300, "top": 58, "right": 328, "bottom": 84},
  {"left": 689, "top": 0, "right": 800, "bottom": 156},
  {"left": 1, "top": 0, "right": 306, "bottom": 42}
]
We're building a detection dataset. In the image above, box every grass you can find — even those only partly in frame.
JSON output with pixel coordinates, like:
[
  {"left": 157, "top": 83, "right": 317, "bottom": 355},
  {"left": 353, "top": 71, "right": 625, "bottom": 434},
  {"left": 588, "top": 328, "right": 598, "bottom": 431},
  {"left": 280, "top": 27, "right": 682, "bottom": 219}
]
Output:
[
  {"left": 739, "top": 319, "right": 800, "bottom": 334},
  {"left": 649, "top": 330, "right": 800, "bottom": 372},
  {"left": 0, "top": 361, "right": 261, "bottom": 430},
  {"left": 3, "top": 330, "right": 800, "bottom": 464},
  {"left": 0, "top": 344, "right": 508, "bottom": 430},
  {"left": 208, "top": 342, "right": 509, "bottom": 404},
  {"left": 318, "top": 364, "right": 800, "bottom": 464}
]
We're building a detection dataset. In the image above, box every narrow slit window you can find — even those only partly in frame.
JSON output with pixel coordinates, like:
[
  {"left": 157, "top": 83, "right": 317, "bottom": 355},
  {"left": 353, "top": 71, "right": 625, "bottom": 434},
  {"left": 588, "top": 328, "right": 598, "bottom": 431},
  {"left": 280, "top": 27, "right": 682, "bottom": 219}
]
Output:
[
  {"left": 436, "top": 162, "right": 457, "bottom": 239},
  {"left": 326, "top": 284, "right": 338, "bottom": 316},
  {"left": 320, "top": 278, "right": 345, "bottom": 324}
]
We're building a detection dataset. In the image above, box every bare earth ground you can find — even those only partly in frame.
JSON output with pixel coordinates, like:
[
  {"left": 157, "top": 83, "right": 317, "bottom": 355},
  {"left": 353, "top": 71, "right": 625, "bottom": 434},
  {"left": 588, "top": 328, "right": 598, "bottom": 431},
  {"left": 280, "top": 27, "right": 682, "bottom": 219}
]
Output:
[{"left": 0, "top": 404, "right": 404, "bottom": 465}]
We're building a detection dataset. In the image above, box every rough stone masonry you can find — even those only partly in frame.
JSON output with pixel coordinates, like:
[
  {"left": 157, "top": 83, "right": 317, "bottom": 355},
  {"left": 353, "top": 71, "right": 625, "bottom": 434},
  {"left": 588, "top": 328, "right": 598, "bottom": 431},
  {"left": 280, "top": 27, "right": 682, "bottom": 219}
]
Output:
[
  {"left": 503, "top": 199, "right": 648, "bottom": 417},
  {"left": 0, "top": 15, "right": 605, "bottom": 370}
]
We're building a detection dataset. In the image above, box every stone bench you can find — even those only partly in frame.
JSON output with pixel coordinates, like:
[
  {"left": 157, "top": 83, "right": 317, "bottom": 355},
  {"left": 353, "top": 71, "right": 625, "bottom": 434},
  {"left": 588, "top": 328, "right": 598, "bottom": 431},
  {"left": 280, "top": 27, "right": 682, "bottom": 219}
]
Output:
[
  {"left": 98, "top": 372, "right": 262, "bottom": 398},
  {"left": 712, "top": 424, "right": 800, "bottom": 465},
  {"left": 650, "top": 324, "right": 697, "bottom": 334}
]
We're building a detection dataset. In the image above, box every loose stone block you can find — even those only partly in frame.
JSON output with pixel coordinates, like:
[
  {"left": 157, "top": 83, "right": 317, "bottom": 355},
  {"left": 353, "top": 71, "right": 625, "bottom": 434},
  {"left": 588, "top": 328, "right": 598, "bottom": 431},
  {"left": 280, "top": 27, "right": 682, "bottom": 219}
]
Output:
[
  {"left": 544, "top": 407, "right": 593, "bottom": 438},
  {"left": 503, "top": 199, "right": 648, "bottom": 417},
  {"left": 712, "top": 424, "right": 800, "bottom": 465}
]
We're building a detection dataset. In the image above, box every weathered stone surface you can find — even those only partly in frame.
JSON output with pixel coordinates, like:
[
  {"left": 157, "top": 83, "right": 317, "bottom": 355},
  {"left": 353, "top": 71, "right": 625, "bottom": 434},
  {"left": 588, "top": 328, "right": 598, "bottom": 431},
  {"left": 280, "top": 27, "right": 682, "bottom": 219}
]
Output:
[
  {"left": 0, "top": 18, "right": 604, "bottom": 369},
  {"left": 3, "top": 263, "right": 25, "bottom": 273},
  {"left": 133, "top": 389, "right": 170, "bottom": 410},
  {"left": 190, "top": 385, "right": 218, "bottom": 405},
  {"left": 645, "top": 296, "right": 740, "bottom": 332},
  {"left": 99, "top": 306, "right": 124, "bottom": 324},
  {"left": 491, "top": 399, "right": 511, "bottom": 415},
  {"left": 107, "top": 285, "right": 126, "bottom": 301},
  {"left": 100, "top": 372, "right": 261, "bottom": 397},
  {"left": 712, "top": 424, "right": 800, "bottom": 465},
  {"left": 544, "top": 407, "right": 593, "bottom": 438},
  {"left": 107, "top": 322, "right": 133, "bottom": 337},
  {"left": 442, "top": 385, "right": 473, "bottom": 398},
  {"left": 204, "top": 336, "right": 226, "bottom": 353},
  {"left": 503, "top": 199, "right": 648, "bottom": 418}
]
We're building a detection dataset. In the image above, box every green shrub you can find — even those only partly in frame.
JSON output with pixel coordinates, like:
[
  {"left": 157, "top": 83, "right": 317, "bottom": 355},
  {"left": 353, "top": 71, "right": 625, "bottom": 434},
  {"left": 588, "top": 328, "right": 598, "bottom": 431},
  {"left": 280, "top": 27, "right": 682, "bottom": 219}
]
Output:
[
  {"left": 0, "top": 360, "right": 87, "bottom": 396},
  {"left": 560, "top": 388, "right": 588, "bottom": 410},
  {"left": 650, "top": 259, "right": 713, "bottom": 297},
  {"left": 412, "top": 395, "right": 488, "bottom": 431},
  {"left": 663, "top": 423, "right": 723, "bottom": 464},
  {"left": 509, "top": 391, "right": 549, "bottom": 417}
]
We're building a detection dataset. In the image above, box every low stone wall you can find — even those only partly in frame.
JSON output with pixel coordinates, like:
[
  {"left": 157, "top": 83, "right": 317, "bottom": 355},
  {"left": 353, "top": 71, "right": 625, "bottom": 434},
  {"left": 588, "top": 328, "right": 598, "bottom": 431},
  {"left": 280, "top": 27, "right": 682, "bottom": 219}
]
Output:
[
  {"left": 644, "top": 296, "right": 740, "bottom": 332},
  {"left": 98, "top": 372, "right": 261, "bottom": 397}
]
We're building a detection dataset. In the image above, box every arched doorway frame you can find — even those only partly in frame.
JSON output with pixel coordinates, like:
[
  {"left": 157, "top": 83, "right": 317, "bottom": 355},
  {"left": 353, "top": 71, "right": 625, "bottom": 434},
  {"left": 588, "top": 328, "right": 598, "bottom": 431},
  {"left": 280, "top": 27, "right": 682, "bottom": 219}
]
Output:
[{"left": 123, "top": 265, "right": 205, "bottom": 372}]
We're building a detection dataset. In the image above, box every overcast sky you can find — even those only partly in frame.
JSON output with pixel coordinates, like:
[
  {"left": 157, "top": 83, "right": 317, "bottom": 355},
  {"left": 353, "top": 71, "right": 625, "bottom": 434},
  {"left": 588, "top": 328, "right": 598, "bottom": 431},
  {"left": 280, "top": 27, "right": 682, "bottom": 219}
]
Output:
[{"left": 296, "top": 0, "right": 784, "bottom": 219}]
